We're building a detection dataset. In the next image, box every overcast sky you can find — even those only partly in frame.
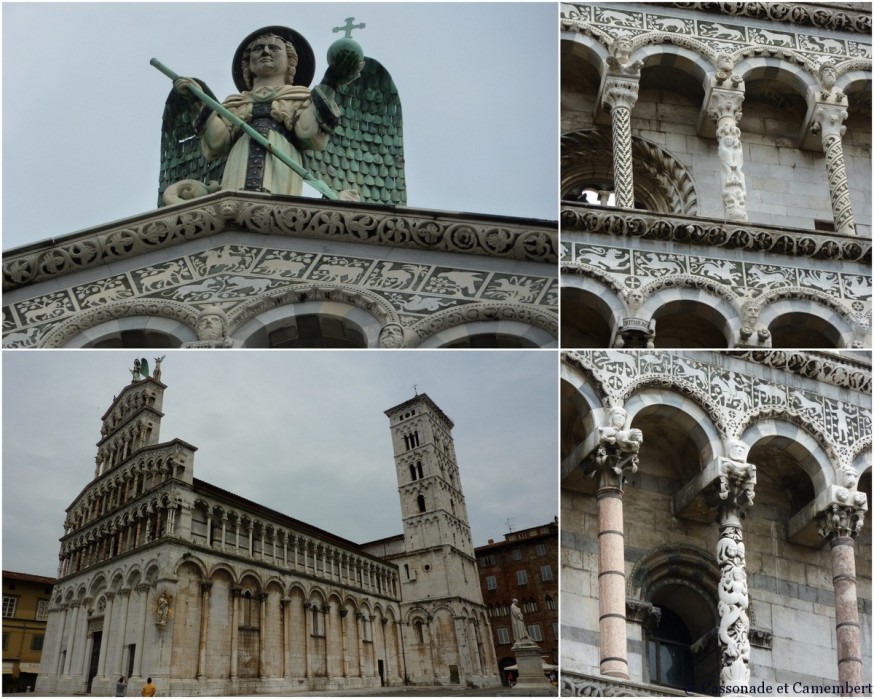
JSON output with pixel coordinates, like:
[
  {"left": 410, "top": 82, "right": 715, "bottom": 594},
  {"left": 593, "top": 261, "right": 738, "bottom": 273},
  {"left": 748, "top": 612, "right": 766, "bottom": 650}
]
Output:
[
  {"left": 2, "top": 2, "right": 558, "bottom": 250},
  {"left": 3, "top": 350, "right": 557, "bottom": 578}
]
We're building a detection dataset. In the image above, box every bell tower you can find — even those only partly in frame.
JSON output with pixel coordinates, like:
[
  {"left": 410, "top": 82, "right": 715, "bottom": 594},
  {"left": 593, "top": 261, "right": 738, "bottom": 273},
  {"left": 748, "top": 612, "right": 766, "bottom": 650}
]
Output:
[
  {"left": 385, "top": 393, "right": 475, "bottom": 562},
  {"left": 384, "top": 392, "right": 498, "bottom": 685},
  {"left": 384, "top": 391, "right": 488, "bottom": 602}
]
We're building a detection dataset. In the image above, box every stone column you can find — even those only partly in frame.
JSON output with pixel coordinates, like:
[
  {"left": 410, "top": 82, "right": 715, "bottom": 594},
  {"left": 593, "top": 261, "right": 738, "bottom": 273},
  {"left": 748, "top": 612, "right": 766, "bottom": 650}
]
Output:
[
  {"left": 811, "top": 102, "right": 855, "bottom": 236},
  {"left": 197, "top": 582, "right": 212, "bottom": 679},
  {"left": 54, "top": 604, "right": 69, "bottom": 676},
  {"left": 588, "top": 406, "right": 641, "bottom": 680},
  {"left": 230, "top": 587, "right": 240, "bottom": 679},
  {"left": 63, "top": 602, "right": 80, "bottom": 676},
  {"left": 258, "top": 593, "right": 268, "bottom": 678},
  {"left": 133, "top": 585, "right": 149, "bottom": 678},
  {"left": 818, "top": 497, "right": 867, "bottom": 690},
  {"left": 96, "top": 592, "right": 115, "bottom": 678},
  {"left": 714, "top": 454, "right": 756, "bottom": 687},
  {"left": 281, "top": 598, "right": 291, "bottom": 679},
  {"left": 707, "top": 87, "right": 748, "bottom": 222},
  {"left": 304, "top": 602, "right": 312, "bottom": 679},
  {"left": 340, "top": 609, "right": 349, "bottom": 678},
  {"left": 357, "top": 613, "right": 367, "bottom": 677},
  {"left": 114, "top": 588, "right": 131, "bottom": 676},
  {"left": 602, "top": 74, "right": 640, "bottom": 209}
]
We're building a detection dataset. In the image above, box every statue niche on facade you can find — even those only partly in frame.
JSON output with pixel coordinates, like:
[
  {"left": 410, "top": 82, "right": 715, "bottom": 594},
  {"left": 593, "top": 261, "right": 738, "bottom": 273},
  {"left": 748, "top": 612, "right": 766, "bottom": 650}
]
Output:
[{"left": 157, "top": 23, "right": 406, "bottom": 207}]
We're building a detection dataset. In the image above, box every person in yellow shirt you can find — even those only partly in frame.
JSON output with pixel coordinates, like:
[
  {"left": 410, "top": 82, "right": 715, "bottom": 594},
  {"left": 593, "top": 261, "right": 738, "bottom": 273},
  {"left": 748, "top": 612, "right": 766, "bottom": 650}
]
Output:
[{"left": 141, "top": 677, "right": 157, "bottom": 697}]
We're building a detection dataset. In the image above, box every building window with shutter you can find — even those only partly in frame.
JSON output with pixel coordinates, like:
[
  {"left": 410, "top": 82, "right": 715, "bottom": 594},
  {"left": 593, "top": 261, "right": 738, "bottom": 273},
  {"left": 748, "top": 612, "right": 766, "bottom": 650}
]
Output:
[
  {"left": 516, "top": 570, "right": 528, "bottom": 585},
  {"left": 496, "top": 627, "right": 511, "bottom": 645}
]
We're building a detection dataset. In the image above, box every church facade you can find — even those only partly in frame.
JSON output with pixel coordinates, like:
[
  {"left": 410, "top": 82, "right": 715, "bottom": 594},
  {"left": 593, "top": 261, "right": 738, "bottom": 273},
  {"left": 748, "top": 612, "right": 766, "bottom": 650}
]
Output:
[
  {"left": 560, "top": 2, "right": 871, "bottom": 349},
  {"left": 2, "top": 193, "right": 557, "bottom": 349},
  {"left": 561, "top": 350, "right": 871, "bottom": 696},
  {"left": 35, "top": 368, "right": 498, "bottom": 696}
]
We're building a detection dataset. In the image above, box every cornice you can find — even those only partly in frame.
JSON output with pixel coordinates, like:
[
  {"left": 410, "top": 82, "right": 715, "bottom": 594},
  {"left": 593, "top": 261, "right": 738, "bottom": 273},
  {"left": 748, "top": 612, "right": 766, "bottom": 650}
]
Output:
[
  {"left": 665, "top": 2, "right": 871, "bottom": 34},
  {"left": 3, "top": 192, "right": 558, "bottom": 292},
  {"left": 561, "top": 203, "right": 872, "bottom": 264}
]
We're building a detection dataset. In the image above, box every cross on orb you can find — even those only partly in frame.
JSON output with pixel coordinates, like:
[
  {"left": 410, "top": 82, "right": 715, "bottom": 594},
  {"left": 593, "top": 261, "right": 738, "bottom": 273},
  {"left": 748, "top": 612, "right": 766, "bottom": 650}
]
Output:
[{"left": 333, "top": 17, "right": 365, "bottom": 39}]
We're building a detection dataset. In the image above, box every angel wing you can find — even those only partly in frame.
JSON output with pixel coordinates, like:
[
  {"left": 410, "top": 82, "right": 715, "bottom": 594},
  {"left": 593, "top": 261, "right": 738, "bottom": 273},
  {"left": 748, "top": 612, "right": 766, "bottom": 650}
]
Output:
[
  {"left": 306, "top": 57, "right": 406, "bottom": 206},
  {"left": 157, "top": 79, "right": 226, "bottom": 207}
]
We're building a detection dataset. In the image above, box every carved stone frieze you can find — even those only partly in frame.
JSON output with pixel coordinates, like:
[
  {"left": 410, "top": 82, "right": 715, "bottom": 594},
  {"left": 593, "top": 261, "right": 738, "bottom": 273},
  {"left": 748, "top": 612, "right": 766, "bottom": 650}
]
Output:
[
  {"left": 562, "top": 234, "right": 871, "bottom": 342},
  {"left": 4, "top": 231, "right": 557, "bottom": 347},
  {"left": 561, "top": 4, "right": 872, "bottom": 76},
  {"left": 562, "top": 350, "right": 872, "bottom": 475}
]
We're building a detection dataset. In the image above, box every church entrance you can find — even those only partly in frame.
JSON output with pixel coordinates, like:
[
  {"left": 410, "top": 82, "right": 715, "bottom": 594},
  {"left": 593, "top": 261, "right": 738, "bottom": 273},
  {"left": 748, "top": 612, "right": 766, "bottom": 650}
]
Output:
[
  {"left": 86, "top": 632, "right": 102, "bottom": 693},
  {"left": 378, "top": 659, "right": 385, "bottom": 686}
]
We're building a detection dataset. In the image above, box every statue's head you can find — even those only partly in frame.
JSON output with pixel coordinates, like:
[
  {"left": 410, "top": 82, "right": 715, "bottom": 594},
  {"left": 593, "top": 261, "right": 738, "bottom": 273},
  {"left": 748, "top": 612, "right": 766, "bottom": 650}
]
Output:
[
  {"left": 195, "top": 306, "right": 229, "bottom": 341},
  {"left": 609, "top": 407, "right": 628, "bottom": 429},
  {"left": 241, "top": 33, "right": 298, "bottom": 88},
  {"left": 232, "top": 25, "right": 316, "bottom": 91}
]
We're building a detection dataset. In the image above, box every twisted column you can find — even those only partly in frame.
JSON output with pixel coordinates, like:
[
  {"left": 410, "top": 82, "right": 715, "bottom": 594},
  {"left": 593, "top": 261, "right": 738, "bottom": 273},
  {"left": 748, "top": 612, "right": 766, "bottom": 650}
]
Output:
[
  {"left": 714, "top": 453, "right": 756, "bottom": 687},
  {"left": 707, "top": 87, "right": 748, "bottom": 222},
  {"left": 818, "top": 495, "right": 867, "bottom": 691},
  {"left": 811, "top": 103, "right": 855, "bottom": 236},
  {"left": 603, "top": 77, "right": 640, "bottom": 209},
  {"left": 588, "top": 406, "right": 642, "bottom": 679}
]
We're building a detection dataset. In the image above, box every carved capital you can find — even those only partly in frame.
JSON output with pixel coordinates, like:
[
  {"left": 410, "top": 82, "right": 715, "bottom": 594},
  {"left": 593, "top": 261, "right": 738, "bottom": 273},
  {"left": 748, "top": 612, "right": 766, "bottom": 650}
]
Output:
[
  {"left": 717, "top": 457, "right": 756, "bottom": 515},
  {"left": 818, "top": 500, "right": 866, "bottom": 540},
  {"left": 603, "top": 76, "right": 640, "bottom": 113},
  {"left": 707, "top": 88, "right": 744, "bottom": 123},
  {"left": 591, "top": 407, "right": 642, "bottom": 487},
  {"left": 626, "top": 599, "right": 661, "bottom": 631},
  {"left": 811, "top": 103, "right": 849, "bottom": 139}
]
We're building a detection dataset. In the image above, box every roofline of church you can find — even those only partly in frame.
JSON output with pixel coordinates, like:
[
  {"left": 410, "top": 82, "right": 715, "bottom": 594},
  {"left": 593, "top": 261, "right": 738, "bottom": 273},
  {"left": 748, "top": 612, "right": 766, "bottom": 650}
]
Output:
[
  {"left": 3, "top": 191, "right": 558, "bottom": 293},
  {"left": 384, "top": 393, "right": 454, "bottom": 429},
  {"left": 192, "top": 478, "right": 399, "bottom": 565}
]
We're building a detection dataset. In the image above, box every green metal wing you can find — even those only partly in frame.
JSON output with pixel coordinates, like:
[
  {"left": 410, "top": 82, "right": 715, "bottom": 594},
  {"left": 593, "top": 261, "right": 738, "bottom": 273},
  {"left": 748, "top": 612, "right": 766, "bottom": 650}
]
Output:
[
  {"left": 157, "top": 79, "right": 226, "bottom": 207},
  {"left": 306, "top": 57, "right": 406, "bottom": 206}
]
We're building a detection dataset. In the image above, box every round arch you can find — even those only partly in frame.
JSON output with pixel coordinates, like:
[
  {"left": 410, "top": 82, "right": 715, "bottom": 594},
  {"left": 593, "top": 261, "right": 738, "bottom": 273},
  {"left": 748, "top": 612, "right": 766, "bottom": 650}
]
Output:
[
  {"left": 234, "top": 299, "right": 381, "bottom": 347},
  {"left": 758, "top": 297, "right": 854, "bottom": 348},
  {"left": 62, "top": 315, "right": 196, "bottom": 348},
  {"left": 561, "top": 129, "right": 699, "bottom": 215},
  {"left": 415, "top": 319, "right": 556, "bottom": 348},
  {"left": 561, "top": 277, "right": 621, "bottom": 348},
  {"left": 733, "top": 56, "right": 819, "bottom": 100},
  {"left": 560, "top": 368, "right": 608, "bottom": 485},
  {"left": 624, "top": 388, "right": 724, "bottom": 481},
  {"left": 629, "top": 544, "right": 720, "bottom": 695},
  {"left": 636, "top": 42, "right": 714, "bottom": 98},
  {"left": 40, "top": 299, "right": 199, "bottom": 348},
  {"left": 639, "top": 287, "right": 736, "bottom": 348},
  {"left": 740, "top": 418, "right": 834, "bottom": 495}
]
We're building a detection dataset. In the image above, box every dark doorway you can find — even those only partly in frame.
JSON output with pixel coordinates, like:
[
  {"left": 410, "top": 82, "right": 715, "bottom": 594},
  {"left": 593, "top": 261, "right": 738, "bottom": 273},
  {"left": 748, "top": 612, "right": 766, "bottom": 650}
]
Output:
[
  {"left": 87, "top": 632, "right": 102, "bottom": 693},
  {"left": 449, "top": 664, "right": 459, "bottom": 684},
  {"left": 127, "top": 644, "right": 136, "bottom": 679},
  {"left": 378, "top": 659, "right": 385, "bottom": 686}
]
